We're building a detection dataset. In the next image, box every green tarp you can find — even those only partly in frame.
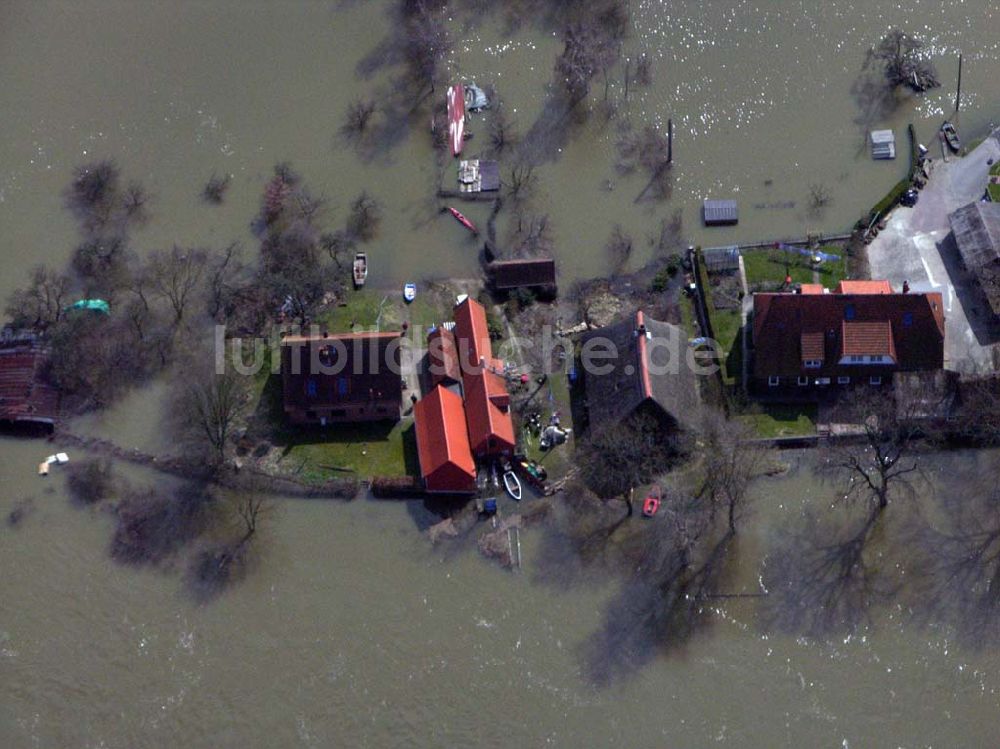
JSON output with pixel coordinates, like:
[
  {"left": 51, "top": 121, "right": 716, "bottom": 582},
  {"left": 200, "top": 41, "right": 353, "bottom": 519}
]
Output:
[{"left": 67, "top": 299, "right": 110, "bottom": 314}]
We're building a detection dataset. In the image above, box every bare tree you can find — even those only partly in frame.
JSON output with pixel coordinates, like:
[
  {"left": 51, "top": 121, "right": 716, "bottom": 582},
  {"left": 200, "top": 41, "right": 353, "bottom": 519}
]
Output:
[
  {"left": 555, "top": 22, "right": 619, "bottom": 106},
  {"left": 488, "top": 102, "right": 518, "bottom": 155},
  {"left": 4, "top": 265, "right": 73, "bottom": 330},
  {"left": 402, "top": 3, "right": 449, "bottom": 97},
  {"left": 699, "top": 411, "right": 774, "bottom": 534},
  {"left": 321, "top": 230, "right": 354, "bottom": 270},
  {"left": 869, "top": 29, "right": 940, "bottom": 93},
  {"left": 618, "top": 123, "right": 673, "bottom": 203},
  {"left": 821, "top": 389, "right": 923, "bottom": 517},
  {"left": 808, "top": 183, "right": 832, "bottom": 214},
  {"left": 189, "top": 484, "right": 274, "bottom": 597},
  {"left": 147, "top": 245, "right": 208, "bottom": 325},
  {"left": 342, "top": 98, "right": 376, "bottom": 139},
  {"left": 346, "top": 191, "right": 382, "bottom": 243},
  {"left": 204, "top": 242, "right": 245, "bottom": 321},
  {"left": 504, "top": 164, "right": 538, "bottom": 211},
  {"left": 179, "top": 367, "right": 249, "bottom": 464},
  {"left": 577, "top": 411, "right": 681, "bottom": 502}
]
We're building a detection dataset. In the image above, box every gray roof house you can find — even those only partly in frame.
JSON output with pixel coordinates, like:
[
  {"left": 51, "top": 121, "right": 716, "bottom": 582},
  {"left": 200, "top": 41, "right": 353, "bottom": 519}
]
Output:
[
  {"left": 948, "top": 201, "right": 1000, "bottom": 316},
  {"left": 579, "top": 310, "right": 700, "bottom": 431}
]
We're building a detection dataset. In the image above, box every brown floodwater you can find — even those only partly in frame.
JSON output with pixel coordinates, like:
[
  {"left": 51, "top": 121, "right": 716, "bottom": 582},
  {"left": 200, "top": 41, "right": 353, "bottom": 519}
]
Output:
[{"left": 3, "top": 1, "right": 1000, "bottom": 746}]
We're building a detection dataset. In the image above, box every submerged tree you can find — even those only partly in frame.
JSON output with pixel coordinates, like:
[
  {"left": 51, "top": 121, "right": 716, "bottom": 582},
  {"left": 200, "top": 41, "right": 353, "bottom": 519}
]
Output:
[
  {"left": 869, "top": 29, "right": 940, "bottom": 93},
  {"left": 699, "top": 411, "right": 774, "bottom": 534},
  {"left": 146, "top": 245, "right": 208, "bottom": 325},
  {"left": 4, "top": 265, "right": 73, "bottom": 331},
  {"left": 820, "top": 388, "right": 923, "bottom": 517}
]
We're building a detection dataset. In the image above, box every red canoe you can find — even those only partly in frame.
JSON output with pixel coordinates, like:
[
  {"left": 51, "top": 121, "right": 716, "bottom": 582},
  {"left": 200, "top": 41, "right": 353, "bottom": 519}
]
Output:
[
  {"left": 447, "top": 83, "right": 465, "bottom": 157},
  {"left": 447, "top": 206, "right": 477, "bottom": 234}
]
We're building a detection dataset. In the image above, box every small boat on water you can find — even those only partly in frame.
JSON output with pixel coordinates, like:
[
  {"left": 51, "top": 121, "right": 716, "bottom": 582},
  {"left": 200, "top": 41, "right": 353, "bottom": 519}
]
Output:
[
  {"left": 352, "top": 252, "right": 368, "bottom": 288},
  {"left": 941, "top": 121, "right": 961, "bottom": 154},
  {"left": 403, "top": 283, "right": 416, "bottom": 303},
  {"left": 502, "top": 470, "right": 522, "bottom": 501},
  {"left": 447, "top": 83, "right": 466, "bottom": 157},
  {"left": 642, "top": 487, "right": 661, "bottom": 518},
  {"left": 446, "top": 206, "right": 478, "bottom": 234}
]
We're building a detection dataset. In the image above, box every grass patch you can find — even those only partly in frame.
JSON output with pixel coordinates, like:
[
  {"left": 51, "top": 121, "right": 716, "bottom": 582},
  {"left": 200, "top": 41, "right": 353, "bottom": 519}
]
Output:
[
  {"left": 743, "top": 248, "right": 848, "bottom": 289},
  {"left": 740, "top": 403, "right": 817, "bottom": 438},
  {"left": 708, "top": 307, "right": 742, "bottom": 386},
  {"left": 315, "top": 288, "right": 445, "bottom": 343},
  {"left": 276, "top": 418, "right": 416, "bottom": 482}
]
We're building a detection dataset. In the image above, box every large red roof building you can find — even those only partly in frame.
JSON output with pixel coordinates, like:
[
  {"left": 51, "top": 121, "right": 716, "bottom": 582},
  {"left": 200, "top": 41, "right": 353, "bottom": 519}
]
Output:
[
  {"left": 751, "top": 281, "right": 945, "bottom": 394},
  {"left": 413, "top": 385, "right": 476, "bottom": 494}
]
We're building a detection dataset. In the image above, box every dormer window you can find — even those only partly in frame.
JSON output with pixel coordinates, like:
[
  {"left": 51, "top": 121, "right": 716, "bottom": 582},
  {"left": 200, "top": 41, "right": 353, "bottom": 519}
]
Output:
[{"left": 804, "top": 360, "right": 823, "bottom": 369}]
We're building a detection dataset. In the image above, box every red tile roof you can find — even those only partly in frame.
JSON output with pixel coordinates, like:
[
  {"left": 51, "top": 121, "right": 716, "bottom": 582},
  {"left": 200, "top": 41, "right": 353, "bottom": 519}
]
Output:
[
  {"left": 752, "top": 290, "right": 944, "bottom": 378},
  {"left": 800, "top": 331, "right": 825, "bottom": 361},
  {"left": 841, "top": 321, "right": 896, "bottom": 359},
  {"left": 453, "top": 297, "right": 493, "bottom": 373},
  {"left": 463, "top": 370, "right": 516, "bottom": 457},
  {"left": 427, "top": 327, "right": 461, "bottom": 386},
  {"left": 0, "top": 344, "right": 59, "bottom": 426},
  {"left": 799, "top": 284, "right": 825, "bottom": 295},
  {"left": 413, "top": 385, "right": 476, "bottom": 493},
  {"left": 835, "top": 280, "right": 893, "bottom": 294}
]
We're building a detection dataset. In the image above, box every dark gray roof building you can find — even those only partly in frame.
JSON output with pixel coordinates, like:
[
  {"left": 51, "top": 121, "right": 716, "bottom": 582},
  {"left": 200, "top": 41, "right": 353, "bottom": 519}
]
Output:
[
  {"left": 488, "top": 257, "right": 556, "bottom": 291},
  {"left": 948, "top": 201, "right": 1000, "bottom": 316},
  {"left": 703, "top": 199, "right": 739, "bottom": 226},
  {"left": 579, "top": 310, "right": 700, "bottom": 431}
]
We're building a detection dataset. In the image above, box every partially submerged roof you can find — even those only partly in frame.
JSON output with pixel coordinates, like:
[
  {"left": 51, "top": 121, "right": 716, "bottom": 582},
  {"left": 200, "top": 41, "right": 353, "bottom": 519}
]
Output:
[
  {"left": 414, "top": 385, "right": 476, "bottom": 493},
  {"left": 948, "top": 201, "right": 1000, "bottom": 315},
  {"left": 0, "top": 340, "right": 59, "bottom": 427},
  {"left": 579, "top": 310, "right": 700, "bottom": 431},
  {"left": 488, "top": 258, "right": 557, "bottom": 290}
]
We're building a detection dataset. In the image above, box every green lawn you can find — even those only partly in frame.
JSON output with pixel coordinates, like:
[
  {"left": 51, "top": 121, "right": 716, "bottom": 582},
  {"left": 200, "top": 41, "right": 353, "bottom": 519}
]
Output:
[
  {"left": 743, "top": 248, "right": 848, "bottom": 289},
  {"left": 740, "top": 403, "right": 817, "bottom": 438},
  {"left": 314, "top": 288, "right": 445, "bottom": 340},
  {"left": 275, "top": 419, "right": 418, "bottom": 483},
  {"left": 707, "top": 307, "right": 742, "bottom": 385}
]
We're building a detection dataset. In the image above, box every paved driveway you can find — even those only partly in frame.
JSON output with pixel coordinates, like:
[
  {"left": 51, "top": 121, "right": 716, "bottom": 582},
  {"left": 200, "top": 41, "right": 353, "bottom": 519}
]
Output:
[{"left": 867, "top": 129, "right": 1000, "bottom": 374}]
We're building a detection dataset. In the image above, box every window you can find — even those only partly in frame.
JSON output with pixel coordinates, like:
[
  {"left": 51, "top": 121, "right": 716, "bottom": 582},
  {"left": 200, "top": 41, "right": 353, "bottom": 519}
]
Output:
[
  {"left": 797, "top": 376, "right": 809, "bottom": 386},
  {"left": 845, "top": 304, "right": 856, "bottom": 320},
  {"left": 804, "top": 360, "right": 822, "bottom": 369},
  {"left": 837, "top": 376, "right": 851, "bottom": 385},
  {"left": 768, "top": 376, "right": 780, "bottom": 387},
  {"left": 306, "top": 379, "right": 318, "bottom": 398},
  {"left": 337, "top": 376, "right": 349, "bottom": 395},
  {"left": 903, "top": 312, "right": 913, "bottom": 327},
  {"left": 850, "top": 355, "right": 864, "bottom": 363},
  {"left": 816, "top": 377, "right": 831, "bottom": 385},
  {"left": 870, "top": 376, "right": 882, "bottom": 386}
]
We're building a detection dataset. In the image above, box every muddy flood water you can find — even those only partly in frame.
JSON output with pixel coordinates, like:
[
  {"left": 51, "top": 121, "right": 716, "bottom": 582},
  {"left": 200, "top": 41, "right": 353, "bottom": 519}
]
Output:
[{"left": 3, "top": 1, "right": 1000, "bottom": 746}]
